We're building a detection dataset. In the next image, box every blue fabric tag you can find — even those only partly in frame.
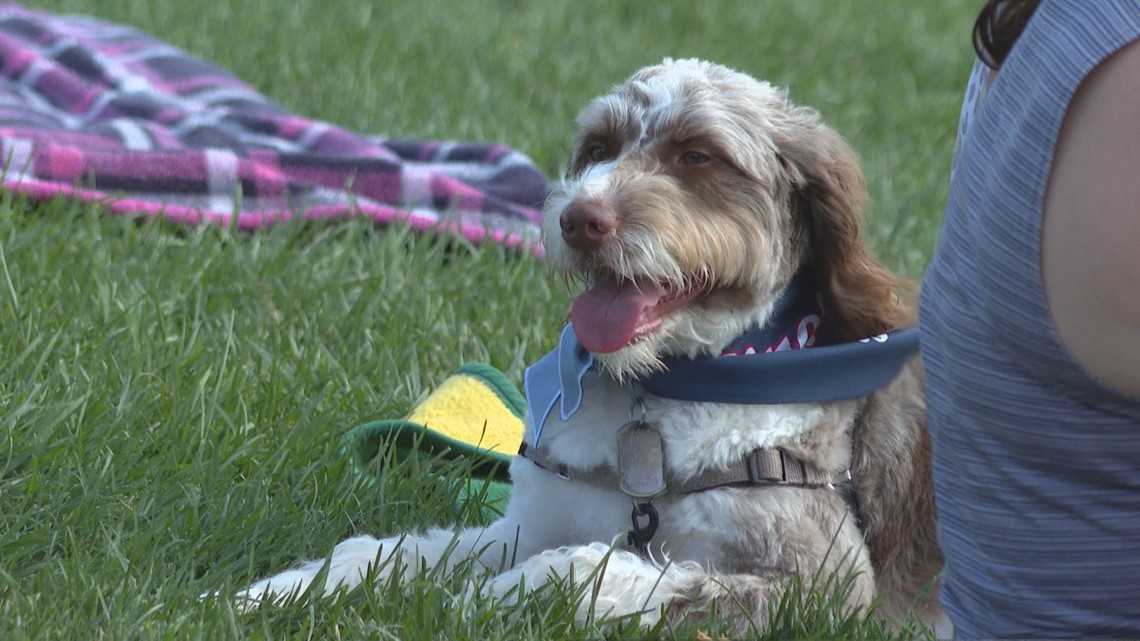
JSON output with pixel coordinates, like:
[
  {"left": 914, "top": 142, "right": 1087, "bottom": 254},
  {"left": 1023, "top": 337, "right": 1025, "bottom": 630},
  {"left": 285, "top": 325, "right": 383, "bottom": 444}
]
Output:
[{"left": 523, "top": 324, "right": 593, "bottom": 445}]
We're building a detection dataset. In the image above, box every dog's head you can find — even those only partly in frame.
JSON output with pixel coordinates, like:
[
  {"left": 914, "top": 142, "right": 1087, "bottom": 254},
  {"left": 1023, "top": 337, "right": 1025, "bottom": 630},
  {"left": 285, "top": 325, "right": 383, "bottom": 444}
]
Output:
[{"left": 544, "top": 58, "right": 912, "bottom": 379}]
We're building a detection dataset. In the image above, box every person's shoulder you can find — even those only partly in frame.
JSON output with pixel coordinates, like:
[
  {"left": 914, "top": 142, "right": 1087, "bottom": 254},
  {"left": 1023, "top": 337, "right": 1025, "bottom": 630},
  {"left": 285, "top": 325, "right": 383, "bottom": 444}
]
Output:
[
  {"left": 1037, "top": 0, "right": 1140, "bottom": 30},
  {"left": 1023, "top": 1, "right": 1140, "bottom": 60},
  {"left": 1040, "top": 39, "right": 1140, "bottom": 401}
]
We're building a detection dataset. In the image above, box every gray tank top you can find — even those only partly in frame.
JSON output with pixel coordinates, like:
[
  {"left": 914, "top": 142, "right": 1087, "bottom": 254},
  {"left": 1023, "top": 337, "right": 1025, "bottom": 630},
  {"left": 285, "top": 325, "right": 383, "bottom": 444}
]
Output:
[{"left": 920, "top": 1, "right": 1140, "bottom": 637}]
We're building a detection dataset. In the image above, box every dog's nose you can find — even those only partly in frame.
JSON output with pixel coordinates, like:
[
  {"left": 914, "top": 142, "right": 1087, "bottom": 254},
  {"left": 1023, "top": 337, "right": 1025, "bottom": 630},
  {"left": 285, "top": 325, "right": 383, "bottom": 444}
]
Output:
[{"left": 559, "top": 202, "right": 616, "bottom": 252}]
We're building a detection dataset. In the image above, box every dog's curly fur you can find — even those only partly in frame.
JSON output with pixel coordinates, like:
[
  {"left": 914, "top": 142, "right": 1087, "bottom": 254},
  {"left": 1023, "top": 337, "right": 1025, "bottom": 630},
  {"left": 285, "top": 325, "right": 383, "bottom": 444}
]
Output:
[{"left": 235, "top": 59, "right": 944, "bottom": 635}]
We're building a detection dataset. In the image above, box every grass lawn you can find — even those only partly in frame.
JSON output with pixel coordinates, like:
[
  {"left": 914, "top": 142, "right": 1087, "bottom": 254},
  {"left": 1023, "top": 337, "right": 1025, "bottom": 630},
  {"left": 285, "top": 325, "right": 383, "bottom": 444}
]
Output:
[{"left": 2, "top": 1, "right": 975, "bottom": 638}]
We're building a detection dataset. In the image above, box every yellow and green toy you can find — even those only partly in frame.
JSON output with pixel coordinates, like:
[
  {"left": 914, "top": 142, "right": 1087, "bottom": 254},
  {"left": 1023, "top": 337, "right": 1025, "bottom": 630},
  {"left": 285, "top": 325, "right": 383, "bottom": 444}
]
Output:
[{"left": 342, "top": 363, "right": 525, "bottom": 518}]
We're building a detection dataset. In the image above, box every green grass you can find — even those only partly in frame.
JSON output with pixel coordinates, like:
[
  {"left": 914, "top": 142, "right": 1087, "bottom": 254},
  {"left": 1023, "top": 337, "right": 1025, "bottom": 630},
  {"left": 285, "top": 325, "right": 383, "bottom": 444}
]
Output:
[{"left": 2, "top": 1, "right": 975, "bottom": 638}]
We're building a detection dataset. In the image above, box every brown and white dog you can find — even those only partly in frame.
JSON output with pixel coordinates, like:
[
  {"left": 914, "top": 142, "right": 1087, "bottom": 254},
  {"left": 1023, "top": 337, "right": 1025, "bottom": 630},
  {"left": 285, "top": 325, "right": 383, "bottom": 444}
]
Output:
[{"left": 238, "top": 58, "right": 944, "bottom": 634}]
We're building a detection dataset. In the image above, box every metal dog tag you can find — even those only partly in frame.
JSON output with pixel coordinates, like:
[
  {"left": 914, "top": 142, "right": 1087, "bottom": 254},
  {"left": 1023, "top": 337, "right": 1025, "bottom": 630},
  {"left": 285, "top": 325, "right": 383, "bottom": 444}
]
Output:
[{"left": 617, "top": 421, "right": 667, "bottom": 499}]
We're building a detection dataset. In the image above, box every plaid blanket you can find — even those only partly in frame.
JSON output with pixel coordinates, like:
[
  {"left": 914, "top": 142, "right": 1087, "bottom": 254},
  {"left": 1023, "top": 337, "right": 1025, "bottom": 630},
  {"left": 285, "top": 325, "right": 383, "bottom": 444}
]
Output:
[{"left": 0, "top": 2, "right": 548, "bottom": 251}]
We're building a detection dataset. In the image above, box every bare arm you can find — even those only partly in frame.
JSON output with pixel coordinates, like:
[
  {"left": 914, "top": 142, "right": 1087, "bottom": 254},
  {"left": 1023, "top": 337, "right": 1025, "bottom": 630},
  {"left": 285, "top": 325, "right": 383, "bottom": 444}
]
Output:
[{"left": 1042, "top": 39, "right": 1140, "bottom": 399}]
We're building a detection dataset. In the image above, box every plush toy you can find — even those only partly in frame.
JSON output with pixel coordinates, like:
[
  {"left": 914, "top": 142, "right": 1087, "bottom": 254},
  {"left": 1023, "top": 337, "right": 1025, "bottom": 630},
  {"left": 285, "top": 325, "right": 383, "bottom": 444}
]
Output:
[{"left": 342, "top": 363, "right": 524, "bottom": 518}]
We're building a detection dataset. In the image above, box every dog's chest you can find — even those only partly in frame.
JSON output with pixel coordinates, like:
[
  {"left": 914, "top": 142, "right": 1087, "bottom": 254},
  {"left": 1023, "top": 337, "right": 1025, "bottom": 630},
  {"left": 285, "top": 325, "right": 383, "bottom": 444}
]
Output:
[
  {"left": 507, "top": 452, "right": 764, "bottom": 565},
  {"left": 514, "top": 371, "right": 832, "bottom": 561}
]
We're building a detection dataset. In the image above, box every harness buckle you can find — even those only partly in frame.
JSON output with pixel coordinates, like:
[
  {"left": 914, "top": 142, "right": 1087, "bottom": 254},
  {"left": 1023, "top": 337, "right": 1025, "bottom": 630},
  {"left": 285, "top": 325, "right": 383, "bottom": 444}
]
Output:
[{"left": 746, "top": 448, "right": 788, "bottom": 484}]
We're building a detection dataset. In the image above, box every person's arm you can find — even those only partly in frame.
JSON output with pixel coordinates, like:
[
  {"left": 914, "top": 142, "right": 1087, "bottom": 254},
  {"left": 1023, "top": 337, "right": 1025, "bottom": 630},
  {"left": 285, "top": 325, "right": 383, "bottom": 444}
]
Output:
[{"left": 1042, "top": 39, "right": 1140, "bottom": 399}]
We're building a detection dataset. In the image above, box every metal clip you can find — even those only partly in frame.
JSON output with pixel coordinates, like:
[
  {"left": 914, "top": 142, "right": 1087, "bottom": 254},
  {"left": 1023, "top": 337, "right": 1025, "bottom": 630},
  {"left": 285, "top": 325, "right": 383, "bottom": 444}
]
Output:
[
  {"left": 627, "top": 501, "right": 659, "bottom": 557},
  {"left": 629, "top": 395, "right": 647, "bottom": 422}
]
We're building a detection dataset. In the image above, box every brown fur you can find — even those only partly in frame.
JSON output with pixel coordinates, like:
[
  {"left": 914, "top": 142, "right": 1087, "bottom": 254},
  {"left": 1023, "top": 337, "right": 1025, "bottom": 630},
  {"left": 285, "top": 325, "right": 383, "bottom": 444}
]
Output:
[
  {"left": 776, "top": 118, "right": 918, "bottom": 341},
  {"left": 852, "top": 362, "right": 942, "bottom": 621}
]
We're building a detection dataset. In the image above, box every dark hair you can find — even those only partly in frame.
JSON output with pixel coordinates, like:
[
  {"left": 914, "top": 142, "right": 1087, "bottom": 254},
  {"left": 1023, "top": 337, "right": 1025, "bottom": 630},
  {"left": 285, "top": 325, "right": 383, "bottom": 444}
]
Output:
[{"left": 972, "top": 0, "right": 1044, "bottom": 69}]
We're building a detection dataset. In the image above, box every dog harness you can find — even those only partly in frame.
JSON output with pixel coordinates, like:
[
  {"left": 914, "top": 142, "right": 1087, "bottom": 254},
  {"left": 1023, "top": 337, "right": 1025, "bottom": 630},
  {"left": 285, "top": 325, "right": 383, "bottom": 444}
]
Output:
[
  {"left": 519, "top": 275, "right": 918, "bottom": 555},
  {"left": 518, "top": 425, "right": 854, "bottom": 556}
]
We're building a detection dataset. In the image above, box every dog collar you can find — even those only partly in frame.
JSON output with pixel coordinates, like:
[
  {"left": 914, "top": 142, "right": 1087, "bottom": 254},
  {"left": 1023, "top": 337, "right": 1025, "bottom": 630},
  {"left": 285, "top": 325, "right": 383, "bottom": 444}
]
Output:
[
  {"left": 523, "top": 277, "right": 920, "bottom": 445},
  {"left": 644, "top": 327, "right": 919, "bottom": 404}
]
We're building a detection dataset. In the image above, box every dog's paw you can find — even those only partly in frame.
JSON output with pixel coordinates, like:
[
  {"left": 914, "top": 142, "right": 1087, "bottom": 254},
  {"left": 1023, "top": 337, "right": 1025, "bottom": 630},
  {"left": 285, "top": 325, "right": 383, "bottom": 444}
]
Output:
[
  {"left": 232, "top": 564, "right": 327, "bottom": 610},
  {"left": 483, "top": 542, "right": 694, "bottom": 626},
  {"left": 482, "top": 542, "right": 608, "bottom": 602},
  {"left": 579, "top": 546, "right": 697, "bottom": 625},
  {"left": 231, "top": 535, "right": 394, "bottom": 610}
]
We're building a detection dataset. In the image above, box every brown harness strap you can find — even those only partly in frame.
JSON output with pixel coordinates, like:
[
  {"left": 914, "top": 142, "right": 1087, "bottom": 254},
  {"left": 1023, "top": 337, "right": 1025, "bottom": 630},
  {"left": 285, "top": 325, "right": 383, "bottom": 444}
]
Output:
[{"left": 516, "top": 440, "right": 847, "bottom": 496}]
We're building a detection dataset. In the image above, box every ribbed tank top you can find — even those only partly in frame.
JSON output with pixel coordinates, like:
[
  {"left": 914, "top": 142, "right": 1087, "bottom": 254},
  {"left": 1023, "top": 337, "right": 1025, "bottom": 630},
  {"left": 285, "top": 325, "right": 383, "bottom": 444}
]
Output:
[{"left": 920, "top": 1, "right": 1140, "bottom": 637}]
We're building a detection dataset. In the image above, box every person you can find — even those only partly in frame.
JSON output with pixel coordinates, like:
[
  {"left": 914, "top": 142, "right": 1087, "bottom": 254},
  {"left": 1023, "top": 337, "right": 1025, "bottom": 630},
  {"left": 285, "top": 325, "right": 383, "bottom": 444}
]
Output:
[{"left": 920, "top": 0, "right": 1140, "bottom": 637}]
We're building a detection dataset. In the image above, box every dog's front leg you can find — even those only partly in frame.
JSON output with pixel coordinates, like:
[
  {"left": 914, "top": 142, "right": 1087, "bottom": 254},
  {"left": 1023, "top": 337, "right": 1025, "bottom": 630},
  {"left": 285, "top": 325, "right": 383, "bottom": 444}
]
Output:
[{"left": 236, "top": 517, "right": 526, "bottom": 608}]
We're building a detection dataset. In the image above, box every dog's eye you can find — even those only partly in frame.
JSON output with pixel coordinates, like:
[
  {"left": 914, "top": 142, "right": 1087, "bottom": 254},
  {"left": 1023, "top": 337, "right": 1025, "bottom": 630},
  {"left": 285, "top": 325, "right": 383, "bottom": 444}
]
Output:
[
  {"left": 679, "top": 151, "right": 712, "bottom": 166},
  {"left": 586, "top": 143, "right": 610, "bottom": 163}
]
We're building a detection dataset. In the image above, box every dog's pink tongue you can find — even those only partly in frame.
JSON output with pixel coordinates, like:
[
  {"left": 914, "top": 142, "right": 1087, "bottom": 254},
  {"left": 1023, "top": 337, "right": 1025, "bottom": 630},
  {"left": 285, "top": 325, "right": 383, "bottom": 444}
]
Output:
[{"left": 571, "top": 276, "right": 663, "bottom": 353}]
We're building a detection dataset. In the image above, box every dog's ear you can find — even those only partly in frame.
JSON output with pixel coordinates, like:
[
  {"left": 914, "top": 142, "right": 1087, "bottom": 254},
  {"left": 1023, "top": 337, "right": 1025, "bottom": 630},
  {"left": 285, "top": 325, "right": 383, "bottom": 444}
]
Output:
[{"left": 774, "top": 109, "right": 915, "bottom": 341}]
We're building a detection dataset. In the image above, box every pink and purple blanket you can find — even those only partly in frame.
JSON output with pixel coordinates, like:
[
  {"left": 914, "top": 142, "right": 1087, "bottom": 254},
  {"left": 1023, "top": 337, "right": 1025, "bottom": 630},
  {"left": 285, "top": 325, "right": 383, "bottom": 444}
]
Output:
[{"left": 0, "top": 2, "right": 548, "bottom": 251}]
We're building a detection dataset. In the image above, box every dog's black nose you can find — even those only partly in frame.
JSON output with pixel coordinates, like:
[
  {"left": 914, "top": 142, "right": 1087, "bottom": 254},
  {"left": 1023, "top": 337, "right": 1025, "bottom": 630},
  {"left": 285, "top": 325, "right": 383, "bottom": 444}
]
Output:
[{"left": 560, "top": 201, "right": 616, "bottom": 252}]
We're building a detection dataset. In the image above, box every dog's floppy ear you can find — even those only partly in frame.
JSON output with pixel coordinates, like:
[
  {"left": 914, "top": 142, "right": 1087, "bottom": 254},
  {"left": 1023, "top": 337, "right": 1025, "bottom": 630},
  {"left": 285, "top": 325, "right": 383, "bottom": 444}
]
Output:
[{"left": 774, "top": 109, "right": 915, "bottom": 341}]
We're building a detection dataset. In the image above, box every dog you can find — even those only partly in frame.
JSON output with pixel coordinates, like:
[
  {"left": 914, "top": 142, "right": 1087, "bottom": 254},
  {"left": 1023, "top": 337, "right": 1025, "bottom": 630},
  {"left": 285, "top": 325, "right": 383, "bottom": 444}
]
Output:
[{"left": 236, "top": 58, "right": 944, "bottom": 634}]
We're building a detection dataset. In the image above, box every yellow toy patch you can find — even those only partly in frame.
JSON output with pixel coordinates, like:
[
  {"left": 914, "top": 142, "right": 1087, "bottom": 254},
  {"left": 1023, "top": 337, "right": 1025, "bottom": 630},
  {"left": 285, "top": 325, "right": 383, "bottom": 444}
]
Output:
[{"left": 405, "top": 373, "right": 524, "bottom": 456}]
